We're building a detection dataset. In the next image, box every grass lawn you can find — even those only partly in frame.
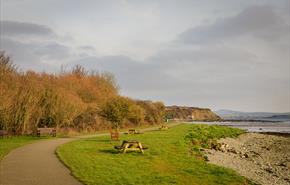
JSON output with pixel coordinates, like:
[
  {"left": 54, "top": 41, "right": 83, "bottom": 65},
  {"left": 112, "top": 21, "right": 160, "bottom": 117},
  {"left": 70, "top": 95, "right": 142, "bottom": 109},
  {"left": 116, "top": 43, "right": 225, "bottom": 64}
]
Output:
[
  {"left": 0, "top": 136, "right": 48, "bottom": 160},
  {"left": 57, "top": 124, "right": 254, "bottom": 185}
]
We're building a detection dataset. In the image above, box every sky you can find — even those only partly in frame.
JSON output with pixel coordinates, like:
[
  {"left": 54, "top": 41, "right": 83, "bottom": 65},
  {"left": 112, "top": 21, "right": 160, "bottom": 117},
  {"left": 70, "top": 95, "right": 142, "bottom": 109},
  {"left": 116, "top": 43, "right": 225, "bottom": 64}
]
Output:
[{"left": 0, "top": 0, "right": 289, "bottom": 112}]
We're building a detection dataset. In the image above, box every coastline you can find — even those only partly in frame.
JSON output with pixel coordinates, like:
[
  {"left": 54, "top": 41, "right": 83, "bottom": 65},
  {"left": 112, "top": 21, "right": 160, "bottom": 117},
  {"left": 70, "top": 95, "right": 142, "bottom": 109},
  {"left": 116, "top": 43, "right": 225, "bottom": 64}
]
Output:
[
  {"left": 205, "top": 132, "right": 290, "bottom": 185},
  {"left": 189, "top": 120, "right": 290, "bottom": 134}
]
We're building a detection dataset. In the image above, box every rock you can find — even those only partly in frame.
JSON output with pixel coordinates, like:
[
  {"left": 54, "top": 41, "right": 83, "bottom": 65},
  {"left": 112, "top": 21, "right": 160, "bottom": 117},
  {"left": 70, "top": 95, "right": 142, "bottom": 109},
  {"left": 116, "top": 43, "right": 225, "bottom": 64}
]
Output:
[
  {"left": 220, "top": 143, "right": 228, "bottom": 152},
  {"left": 228, "top": 148, "right": 238, "bottom": 154},
  {"left": 211, "top": 142, "right": 221, "bottom": 151},
  {"left": 278, "top": 161, "right": 287, "bottom": 167},
  {"left": 249, "top": 150, "right": 260, "bottom": 156},
  {"left": 265, "top": 168, "right": 273, "bottom": 173},
  {"left": 240, "top": 153, "right": 249, "bottom": 158}
]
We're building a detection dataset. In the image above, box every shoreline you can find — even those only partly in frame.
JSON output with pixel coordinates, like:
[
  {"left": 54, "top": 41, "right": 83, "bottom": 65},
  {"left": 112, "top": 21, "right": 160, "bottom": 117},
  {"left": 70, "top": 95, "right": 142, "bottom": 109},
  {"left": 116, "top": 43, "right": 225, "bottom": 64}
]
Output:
[
  {"left": 205, "top": 132, "right": 290, "bottom": 185},
  {"left": 187, "top": 121, "right": 290, "bottom": 134},
  {"left": 261, "top": 132, "right": 290, "bottom": 137}
]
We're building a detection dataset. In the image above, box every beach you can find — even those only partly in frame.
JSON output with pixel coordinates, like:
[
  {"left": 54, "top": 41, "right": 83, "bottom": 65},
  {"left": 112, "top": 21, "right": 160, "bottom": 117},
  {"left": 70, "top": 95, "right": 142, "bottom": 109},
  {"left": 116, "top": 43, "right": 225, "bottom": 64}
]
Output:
[{"left": 205, "top": 132, "right": 290, "bottom": 185}]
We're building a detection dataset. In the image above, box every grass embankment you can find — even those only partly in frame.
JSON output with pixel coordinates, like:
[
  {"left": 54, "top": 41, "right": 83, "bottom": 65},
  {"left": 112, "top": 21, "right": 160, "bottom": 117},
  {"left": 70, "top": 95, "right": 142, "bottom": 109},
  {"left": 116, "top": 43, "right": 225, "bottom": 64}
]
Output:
[
  {"left": 184, "top": 124, "right": 245, "bottom": 159},
  {"left": 0, "top": 136, "right": 48, "bottom": 160},
  {"left": 57, "top": 124, "right": 253, "bottom": 185}
]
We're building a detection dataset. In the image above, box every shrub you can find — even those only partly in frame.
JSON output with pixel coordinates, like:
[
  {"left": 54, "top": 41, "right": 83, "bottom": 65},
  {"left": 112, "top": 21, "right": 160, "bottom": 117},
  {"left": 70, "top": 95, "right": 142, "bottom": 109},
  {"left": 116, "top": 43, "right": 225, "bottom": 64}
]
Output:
[
  {"left": 0, "top": 52, "right": 118, "bottom": 134},
  {"left": 136, "top": 100, "right": 165, "bottom": 125},
  {"left": 184, "top": 124, "right": 244, "bottom": 159},
  {"left": 99, "top": 97, "right": 145, "bottom": 129}
]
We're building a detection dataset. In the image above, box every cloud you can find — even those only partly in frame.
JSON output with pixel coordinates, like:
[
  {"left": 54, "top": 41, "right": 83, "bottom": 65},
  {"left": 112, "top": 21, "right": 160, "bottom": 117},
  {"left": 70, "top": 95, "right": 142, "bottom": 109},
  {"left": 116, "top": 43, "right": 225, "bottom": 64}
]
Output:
[
  {"left": 71, "top": 55, "right": 183, "bottom": 95},
  {"left": 178, "top": 5, "right": 289, "bottom": 44},
  {"left": 0, "top": 21, "right": 72, "bottom": 71},
  {"left": 34, "top": 42, "right": 71, "bottom": 60},
  {"left": 1, "top": 38, "right": 57, "bottom": 71},
  {"left": 1, "top": 20, "right": 56, "bottom": 38},
  {"left": 0, "top": 2, "right": 288, "bottom": 111}
]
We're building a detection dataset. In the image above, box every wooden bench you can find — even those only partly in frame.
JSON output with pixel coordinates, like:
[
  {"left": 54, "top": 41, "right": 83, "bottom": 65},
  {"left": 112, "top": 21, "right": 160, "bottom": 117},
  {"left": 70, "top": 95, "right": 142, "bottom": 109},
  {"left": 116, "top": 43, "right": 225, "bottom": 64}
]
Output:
[
  {"left": 114, "top": 140, "right": 148, "bottom": 154},
  {"left": 37, "top": 128, "right": 56, "bottom": 137},
  {"left": 110, "top": 130, "right": 119, "bottom": 141},
  {"left": 0, "top": 130, "right": 8, "bottom": 138}
]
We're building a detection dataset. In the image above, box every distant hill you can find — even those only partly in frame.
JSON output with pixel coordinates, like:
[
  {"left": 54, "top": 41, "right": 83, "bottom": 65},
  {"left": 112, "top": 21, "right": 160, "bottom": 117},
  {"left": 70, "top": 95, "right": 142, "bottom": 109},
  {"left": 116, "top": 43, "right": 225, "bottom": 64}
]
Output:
[{"left": 215, "top": 109, "right": 290, "bottom": 121}]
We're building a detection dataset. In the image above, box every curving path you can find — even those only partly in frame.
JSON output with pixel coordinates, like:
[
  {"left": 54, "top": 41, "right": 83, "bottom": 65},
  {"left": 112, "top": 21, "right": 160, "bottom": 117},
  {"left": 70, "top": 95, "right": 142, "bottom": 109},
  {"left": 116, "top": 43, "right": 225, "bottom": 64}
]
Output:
[
  {"left": 0, "top": 138, "right": 82, "bottom": 185},
  {"left": 0, "top": 123, "right": 181, "bottom": 185}
]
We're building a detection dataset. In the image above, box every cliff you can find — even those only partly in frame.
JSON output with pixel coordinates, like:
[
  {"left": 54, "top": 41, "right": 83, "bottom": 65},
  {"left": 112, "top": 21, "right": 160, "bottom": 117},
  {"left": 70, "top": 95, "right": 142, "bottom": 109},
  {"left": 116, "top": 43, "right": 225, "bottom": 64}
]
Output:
[{"left": 165, "top": 106, "right": 221, "bottom": 121}]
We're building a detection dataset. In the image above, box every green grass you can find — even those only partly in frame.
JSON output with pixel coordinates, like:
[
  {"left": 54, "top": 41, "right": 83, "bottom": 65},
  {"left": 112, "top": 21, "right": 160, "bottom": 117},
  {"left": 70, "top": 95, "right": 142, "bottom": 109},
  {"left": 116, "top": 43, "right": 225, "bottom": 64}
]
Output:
[
  {"left": 57, "top": 124, "right": 254, "bottom": 185},
  {"left": 184, "top": 124, "right": 245, "bottom": 159},
  {"left": 0, "top": 136, "right": 48, "bottom": 160}
]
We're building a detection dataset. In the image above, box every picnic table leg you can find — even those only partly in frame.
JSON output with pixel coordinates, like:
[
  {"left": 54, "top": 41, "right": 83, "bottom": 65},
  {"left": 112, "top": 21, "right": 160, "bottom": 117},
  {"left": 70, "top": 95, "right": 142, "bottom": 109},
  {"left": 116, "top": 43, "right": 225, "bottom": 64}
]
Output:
[
  {"left": 138, "top": 143, "right": 144, "bottom": 154},
  {"left": 123, "top": 144, "right": 129, "bottom": 154}
]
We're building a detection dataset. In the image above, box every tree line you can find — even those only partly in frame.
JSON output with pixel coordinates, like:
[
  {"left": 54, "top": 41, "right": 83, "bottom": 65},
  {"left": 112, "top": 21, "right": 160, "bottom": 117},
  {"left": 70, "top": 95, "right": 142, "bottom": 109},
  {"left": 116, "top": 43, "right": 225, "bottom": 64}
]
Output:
[{"left": 0, "top": 52, "right": 165, "bottom": 135}]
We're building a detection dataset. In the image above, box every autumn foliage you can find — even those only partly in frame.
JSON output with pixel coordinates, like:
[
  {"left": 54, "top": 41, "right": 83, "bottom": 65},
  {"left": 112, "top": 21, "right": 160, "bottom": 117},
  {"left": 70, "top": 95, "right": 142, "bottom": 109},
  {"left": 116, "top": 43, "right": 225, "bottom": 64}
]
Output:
[{"left": 0, "top": 52, "right": 165, "bottom": 135}]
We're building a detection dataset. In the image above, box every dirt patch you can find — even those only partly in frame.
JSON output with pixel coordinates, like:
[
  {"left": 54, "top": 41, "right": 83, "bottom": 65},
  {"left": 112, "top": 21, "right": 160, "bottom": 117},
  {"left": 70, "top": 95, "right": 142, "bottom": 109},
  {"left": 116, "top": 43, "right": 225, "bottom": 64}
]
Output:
[{"left": 205, "top": 133, "right": 290, "bottom": 185}]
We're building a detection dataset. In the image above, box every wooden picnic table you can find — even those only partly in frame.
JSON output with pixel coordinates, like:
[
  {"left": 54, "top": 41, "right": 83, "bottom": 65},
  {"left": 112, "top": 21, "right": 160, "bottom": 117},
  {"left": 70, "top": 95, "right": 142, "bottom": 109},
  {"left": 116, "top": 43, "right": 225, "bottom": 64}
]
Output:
[
  {"left": 159, "top": 125, "right": 168, "bottom": 130},
  {"left": 125, "top": 129, "right": 143, "bottom": 135},
  {"left": 114, "top": 140, "right": 148, "bottom": 154}
]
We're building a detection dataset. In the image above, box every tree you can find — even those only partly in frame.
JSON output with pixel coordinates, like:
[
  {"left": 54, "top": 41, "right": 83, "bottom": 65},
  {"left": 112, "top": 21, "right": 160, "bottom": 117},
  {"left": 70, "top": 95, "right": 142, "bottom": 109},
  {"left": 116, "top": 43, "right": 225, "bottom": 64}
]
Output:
[{"left": 99, "top": 97, "right": 130, "bottom": 130}]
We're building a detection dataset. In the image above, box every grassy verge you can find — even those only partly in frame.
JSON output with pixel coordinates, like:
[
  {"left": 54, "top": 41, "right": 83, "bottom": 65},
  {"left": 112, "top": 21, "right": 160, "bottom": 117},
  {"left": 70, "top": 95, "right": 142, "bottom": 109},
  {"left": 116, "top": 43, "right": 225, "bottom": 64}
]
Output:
[
  {"left": 184, "top": 124, "right": 245, "bottom": 159},
  {"left": 0, "top": 136, "right": 48, "bottom": 160},
  {"left": 57, "top": 124, "right": 254, "bottom": 185}
]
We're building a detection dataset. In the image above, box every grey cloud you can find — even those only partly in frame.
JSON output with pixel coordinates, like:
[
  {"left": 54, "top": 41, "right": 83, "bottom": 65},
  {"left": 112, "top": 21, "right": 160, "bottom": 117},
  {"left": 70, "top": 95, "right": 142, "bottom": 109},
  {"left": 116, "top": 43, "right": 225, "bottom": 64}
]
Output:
[
  {"left": 179, "top": 5, "right": 289, "bottom": 44},
  {"left": 73, "top": 55, "right": 184, "bottom": 93},
  {"left": 79, "top": 45, "right": 96, "bottom": 51},
  {"left": 34, "top": 42, "right": 71, "bottom": 60},
  {"left": 1, "top": 20, "right": 56, "bottom": 38},
  {"left": 0, "top": 38, "right": 57, "bottom": 71},
  {"left": 0, "top": 21, "right": 72, "bottom": 70}
]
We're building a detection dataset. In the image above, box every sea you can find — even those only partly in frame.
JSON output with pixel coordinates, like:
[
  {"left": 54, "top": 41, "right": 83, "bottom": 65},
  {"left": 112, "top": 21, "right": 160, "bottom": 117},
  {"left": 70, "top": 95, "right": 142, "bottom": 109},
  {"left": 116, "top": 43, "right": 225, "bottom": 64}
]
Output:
[{"left": 191, "top": 119, "right": 290, "bottom": 134}]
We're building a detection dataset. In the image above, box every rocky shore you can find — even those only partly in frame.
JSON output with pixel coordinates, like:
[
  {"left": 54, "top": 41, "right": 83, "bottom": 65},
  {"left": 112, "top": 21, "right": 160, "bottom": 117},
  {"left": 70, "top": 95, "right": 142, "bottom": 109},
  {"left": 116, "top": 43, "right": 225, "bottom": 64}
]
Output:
[{"left": 205, "top": 133, "right": 290, "bottom": 185}]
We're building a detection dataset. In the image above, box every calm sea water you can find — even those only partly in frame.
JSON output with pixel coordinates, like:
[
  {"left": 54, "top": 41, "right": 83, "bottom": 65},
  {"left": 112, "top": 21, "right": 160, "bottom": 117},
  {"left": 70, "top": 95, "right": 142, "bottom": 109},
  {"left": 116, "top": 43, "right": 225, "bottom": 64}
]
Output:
[{"left": 191, "top": 120, "right": 290, "bottom": 133}]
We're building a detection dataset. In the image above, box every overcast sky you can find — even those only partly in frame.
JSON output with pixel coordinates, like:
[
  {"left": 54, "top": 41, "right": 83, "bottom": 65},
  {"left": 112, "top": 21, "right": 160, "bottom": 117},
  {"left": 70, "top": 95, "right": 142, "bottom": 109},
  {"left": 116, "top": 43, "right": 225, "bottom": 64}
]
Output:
[{"left": 0, "top": 0, "right": 289, "bottom": 112}]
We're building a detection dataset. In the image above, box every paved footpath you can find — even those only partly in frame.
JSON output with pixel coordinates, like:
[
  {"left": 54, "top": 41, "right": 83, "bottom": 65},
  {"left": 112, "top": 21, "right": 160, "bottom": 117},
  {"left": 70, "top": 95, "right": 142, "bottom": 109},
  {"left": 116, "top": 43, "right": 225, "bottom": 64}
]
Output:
[
  {"left": 0, "top": 123, "right": 181, "bottom": 185},
  {"left": 0, "top": 138, "right": 82, "bottom": 185}
]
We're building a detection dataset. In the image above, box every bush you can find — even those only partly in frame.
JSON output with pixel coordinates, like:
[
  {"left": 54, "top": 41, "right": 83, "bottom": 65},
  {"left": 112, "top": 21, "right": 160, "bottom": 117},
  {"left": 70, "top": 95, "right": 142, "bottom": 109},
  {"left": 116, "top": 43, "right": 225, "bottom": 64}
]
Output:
[
  {"left": 136, "top": 100, "right": 165, "bottom": 124},
  {"left": 99, "top": 97, "right": 145, "bottom": 129},
  {"left": 184, "top": 124, "right": 244, "bottom": 159},
  {"left": 0, "top": 52, "right": 167, "bottom": 134},
  {"left": 0, "top": 52, "right": 118, "bottom": 134}
]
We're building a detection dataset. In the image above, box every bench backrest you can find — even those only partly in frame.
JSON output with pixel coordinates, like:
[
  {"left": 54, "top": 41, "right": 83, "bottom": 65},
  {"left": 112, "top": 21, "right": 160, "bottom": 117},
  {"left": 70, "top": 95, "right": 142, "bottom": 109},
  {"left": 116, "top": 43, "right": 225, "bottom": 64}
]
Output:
[
  {"left": 110, "top": 131, "right": 119, "bottom": 141},
  {"left": 0, "top": 130, "right": 8, "bottom": 137},
  {"left": 37, "top": 128, "right": 56, "bottom": 137}
]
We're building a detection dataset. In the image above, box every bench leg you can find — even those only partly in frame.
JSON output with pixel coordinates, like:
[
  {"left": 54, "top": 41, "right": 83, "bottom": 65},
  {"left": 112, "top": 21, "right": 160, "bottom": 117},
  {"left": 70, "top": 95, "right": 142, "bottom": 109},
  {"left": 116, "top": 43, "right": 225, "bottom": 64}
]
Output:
[
  {"left": 138, "top": 143, "right": 144, "bottom": 154},
  {"left": 122, "top": 144, "right": 129, "bottom": 154}
]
